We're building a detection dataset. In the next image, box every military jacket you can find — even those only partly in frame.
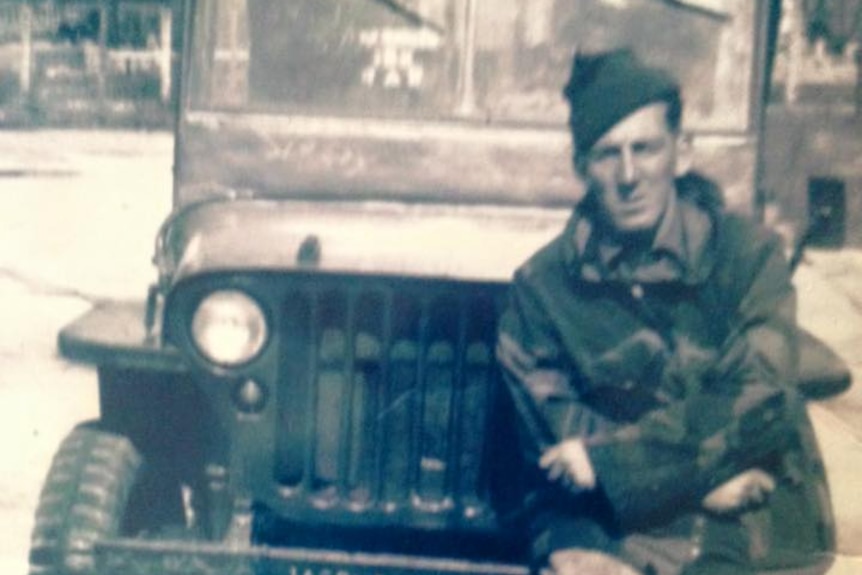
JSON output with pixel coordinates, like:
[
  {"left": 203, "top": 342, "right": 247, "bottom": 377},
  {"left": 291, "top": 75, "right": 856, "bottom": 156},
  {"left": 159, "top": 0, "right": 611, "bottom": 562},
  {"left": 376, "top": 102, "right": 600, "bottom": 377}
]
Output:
[{"left": 496, "top": 178, "right": 834, "bottom": 571}]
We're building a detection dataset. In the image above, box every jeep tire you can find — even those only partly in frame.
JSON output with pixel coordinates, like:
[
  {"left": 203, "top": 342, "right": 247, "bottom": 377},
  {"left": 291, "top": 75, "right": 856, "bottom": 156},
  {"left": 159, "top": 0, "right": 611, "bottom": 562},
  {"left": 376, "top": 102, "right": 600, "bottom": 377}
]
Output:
[{"left": 28, "top": 425, "right": 142, "bottom": 575}]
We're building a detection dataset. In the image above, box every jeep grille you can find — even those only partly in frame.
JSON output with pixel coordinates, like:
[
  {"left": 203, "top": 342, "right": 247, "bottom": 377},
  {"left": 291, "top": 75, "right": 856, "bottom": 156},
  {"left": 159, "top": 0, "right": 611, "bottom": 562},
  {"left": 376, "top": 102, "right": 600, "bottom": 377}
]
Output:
[
  {"left": 276, "top": 279, "right": 503, "bottom": 521},
  {"left": 169, "top": 273, "right": 509, "bottom": 530}
]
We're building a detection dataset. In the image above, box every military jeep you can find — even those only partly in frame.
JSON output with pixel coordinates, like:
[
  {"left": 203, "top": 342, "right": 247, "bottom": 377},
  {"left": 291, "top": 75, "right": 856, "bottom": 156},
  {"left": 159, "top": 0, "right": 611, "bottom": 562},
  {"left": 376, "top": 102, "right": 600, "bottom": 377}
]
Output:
[{"left": 29, "top": 1, "right": 851, "bottom": 575}]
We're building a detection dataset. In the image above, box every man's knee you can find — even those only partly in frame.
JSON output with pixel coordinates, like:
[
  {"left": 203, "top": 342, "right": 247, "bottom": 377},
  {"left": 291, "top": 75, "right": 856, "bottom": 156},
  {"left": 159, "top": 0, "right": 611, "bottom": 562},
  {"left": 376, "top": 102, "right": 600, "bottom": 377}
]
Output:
[{"left": 548, "top": 549, "right": 641, "bottom": 575}]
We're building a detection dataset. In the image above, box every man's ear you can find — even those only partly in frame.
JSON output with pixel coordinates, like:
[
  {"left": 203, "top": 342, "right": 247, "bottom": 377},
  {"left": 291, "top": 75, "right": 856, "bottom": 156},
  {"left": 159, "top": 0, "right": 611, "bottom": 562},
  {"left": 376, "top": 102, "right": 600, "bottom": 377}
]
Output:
[{"left": 674, "top": 133, "right": 694, "bottom": 177}]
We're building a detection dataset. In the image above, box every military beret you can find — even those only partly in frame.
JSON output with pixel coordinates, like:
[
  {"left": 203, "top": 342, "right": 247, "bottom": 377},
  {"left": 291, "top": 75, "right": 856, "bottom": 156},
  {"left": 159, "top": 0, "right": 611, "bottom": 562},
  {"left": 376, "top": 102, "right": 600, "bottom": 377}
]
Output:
[{"left": 563, "top": 48, "right": 680, "bottom": 154}]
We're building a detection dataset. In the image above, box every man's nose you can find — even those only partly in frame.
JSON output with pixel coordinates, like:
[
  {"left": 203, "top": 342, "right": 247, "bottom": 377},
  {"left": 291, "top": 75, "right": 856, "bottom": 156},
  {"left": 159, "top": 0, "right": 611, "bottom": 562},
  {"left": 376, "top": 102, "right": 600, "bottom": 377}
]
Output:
[{"left": 619, "top": 147, "right": 638, "bottom": 186}]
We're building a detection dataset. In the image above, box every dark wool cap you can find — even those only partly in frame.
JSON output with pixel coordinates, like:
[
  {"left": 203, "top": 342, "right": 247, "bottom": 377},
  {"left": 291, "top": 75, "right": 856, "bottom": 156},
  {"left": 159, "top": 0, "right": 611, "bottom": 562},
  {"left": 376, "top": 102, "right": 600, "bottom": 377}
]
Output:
[{"left": 563, "top": 48, "right": 680, "bottom": 154}]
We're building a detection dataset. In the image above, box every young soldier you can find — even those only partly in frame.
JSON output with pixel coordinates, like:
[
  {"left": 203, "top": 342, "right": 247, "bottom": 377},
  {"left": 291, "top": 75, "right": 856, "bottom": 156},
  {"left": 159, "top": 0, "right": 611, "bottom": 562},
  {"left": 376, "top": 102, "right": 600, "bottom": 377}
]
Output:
[{"left": 497, "top": 49, "right": 834, "bottom": 575}]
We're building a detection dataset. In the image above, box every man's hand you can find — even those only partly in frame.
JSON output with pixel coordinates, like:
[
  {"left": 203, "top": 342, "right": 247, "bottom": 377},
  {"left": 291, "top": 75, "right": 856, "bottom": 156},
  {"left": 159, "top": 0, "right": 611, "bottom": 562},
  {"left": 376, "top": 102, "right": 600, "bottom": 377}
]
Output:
[
  {"left": 702, "top": 468, "right": 776, "bottom": 514},
  {"left": 540, "top": 438, "right": 597, "bottom": 490}
]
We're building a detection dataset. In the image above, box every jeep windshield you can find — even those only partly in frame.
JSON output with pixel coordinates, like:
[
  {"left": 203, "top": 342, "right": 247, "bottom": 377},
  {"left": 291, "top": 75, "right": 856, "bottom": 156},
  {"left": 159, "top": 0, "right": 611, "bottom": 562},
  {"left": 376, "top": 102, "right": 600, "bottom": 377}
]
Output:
[{"left": 176, "top": 0, "right": 762, "bottom": 207}]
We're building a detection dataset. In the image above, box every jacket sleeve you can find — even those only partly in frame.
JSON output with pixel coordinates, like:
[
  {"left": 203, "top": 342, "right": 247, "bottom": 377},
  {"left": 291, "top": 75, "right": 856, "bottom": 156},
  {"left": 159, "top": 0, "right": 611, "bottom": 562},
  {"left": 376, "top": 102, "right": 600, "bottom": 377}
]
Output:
[
  {"left": 497, "top": 270, "right": 618, "bottom": 465},
  {"left": 585, "top": 227, "right": 805, "bottom": 528}
]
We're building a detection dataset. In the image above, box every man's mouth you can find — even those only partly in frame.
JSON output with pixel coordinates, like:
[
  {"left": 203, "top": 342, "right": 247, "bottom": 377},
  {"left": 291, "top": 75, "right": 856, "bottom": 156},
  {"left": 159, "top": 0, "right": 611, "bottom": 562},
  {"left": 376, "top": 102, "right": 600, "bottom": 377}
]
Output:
[{"left": 621, "top": 195, "right": 648, "bottom": 212}]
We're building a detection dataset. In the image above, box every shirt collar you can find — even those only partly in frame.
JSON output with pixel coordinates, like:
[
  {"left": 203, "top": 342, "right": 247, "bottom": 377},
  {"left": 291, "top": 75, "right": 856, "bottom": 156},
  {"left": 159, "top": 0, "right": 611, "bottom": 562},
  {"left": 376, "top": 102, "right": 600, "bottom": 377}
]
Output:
[
  {"left": 653, "top": 190, "right": 686, "bottom": 260},
  {"left": 565, "top": 187, "right": 714, "bottom": 285}
]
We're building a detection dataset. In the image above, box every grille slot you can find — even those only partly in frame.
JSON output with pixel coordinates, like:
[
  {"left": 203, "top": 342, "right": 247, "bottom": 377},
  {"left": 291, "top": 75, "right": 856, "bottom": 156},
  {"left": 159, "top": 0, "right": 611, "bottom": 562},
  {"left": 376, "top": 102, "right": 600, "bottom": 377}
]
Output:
[{"left": 274, "top": 280, "right": 500, "bottom": 521}]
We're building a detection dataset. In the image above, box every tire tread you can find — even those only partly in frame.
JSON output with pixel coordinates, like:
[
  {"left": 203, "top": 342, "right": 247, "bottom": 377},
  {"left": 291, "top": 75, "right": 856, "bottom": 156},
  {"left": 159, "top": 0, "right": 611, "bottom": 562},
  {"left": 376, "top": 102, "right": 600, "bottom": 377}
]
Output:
[{"left": 28, "top": 425, "right": 141, "bottom": 575}]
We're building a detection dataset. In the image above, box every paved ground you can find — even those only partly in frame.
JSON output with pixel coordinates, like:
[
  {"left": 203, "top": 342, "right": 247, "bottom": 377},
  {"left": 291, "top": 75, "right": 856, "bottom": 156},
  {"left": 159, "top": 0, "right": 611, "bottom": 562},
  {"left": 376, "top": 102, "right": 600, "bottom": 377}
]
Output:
[
  {"left": 0, "top": 129, "right": 860, "bottom": 575},
  {"left": 0, "top": 130, "right": 173, "bottom": 575},
  {"left": 794, "top": 251, "right": 862, "bottom": 573}
]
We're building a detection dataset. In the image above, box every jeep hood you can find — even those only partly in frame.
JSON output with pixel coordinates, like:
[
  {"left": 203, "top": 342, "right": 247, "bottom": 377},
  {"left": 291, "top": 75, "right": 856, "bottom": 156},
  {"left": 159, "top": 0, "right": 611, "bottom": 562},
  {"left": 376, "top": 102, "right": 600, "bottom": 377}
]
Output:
[{"left": 158, "top": 199, "right": 570, "bottom": 283}]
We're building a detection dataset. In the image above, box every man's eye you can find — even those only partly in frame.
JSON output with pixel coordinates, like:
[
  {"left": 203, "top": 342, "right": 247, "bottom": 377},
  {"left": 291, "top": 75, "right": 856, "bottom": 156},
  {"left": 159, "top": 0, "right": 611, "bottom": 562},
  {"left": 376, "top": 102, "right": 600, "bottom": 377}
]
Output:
[
  {"left": 590, "top": 147, "right": 621, "bottom": 162},
  {"left": 632, "top": 140, "right": 665, "bottom": 155}
]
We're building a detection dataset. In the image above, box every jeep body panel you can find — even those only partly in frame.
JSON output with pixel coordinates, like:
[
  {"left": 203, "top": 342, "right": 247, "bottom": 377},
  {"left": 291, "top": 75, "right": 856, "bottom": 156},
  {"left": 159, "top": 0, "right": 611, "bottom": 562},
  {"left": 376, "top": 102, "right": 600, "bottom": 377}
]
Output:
[
  {"left": 58, "top": 300, "right": 187, "bottom": 372},
  {"left": 158, "top": 199, "right": 567, "bottom": 283},
  {"left": 176, "top": 114, "right": 762, "bottom": 213}
]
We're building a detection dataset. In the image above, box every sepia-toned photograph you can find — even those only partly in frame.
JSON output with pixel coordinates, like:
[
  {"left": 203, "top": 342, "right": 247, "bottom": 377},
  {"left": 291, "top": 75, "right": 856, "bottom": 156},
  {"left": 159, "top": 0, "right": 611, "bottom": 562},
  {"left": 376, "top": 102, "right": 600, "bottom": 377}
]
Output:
[{"left": 0, "top": 1, "right": 860, "bottom": 574}]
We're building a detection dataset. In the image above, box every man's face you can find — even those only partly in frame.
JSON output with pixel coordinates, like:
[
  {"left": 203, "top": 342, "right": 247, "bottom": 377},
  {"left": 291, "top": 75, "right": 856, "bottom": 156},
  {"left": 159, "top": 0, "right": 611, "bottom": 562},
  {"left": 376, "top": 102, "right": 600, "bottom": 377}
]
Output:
[{"left": 578, "top": 102, "right": 686, "bottom": 234}]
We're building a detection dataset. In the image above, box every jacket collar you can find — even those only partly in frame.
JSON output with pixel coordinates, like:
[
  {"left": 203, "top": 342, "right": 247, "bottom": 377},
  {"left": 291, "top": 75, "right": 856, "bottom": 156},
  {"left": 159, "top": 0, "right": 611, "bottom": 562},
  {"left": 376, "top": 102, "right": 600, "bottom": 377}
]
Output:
[{"left": 564, "top": 184, "right": 716, "bottom": 285}]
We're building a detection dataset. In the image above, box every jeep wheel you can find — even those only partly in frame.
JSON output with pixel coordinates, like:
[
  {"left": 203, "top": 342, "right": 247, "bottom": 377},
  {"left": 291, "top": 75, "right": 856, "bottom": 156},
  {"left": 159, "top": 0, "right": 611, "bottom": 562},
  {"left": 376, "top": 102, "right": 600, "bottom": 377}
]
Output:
[{"left": 28, "top": 425, "right": 142, "bottom": 575}]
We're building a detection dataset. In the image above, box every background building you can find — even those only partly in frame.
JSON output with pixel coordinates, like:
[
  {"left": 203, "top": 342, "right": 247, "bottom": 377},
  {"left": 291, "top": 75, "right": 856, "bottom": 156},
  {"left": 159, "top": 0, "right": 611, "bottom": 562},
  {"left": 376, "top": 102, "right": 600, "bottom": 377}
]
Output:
[
  {"left": 0, "top": 0, "right": 857, "bottom": 127},
  {"left": 0, "top": 0, "right": 177, "bottom": 126}
]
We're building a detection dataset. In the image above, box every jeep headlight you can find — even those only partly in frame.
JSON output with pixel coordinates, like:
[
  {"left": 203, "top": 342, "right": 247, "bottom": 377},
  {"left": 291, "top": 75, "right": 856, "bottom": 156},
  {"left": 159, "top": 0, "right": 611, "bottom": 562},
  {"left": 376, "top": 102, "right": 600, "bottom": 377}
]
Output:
[{"left": 191, "top": 290, "right": 268, "bottom": 366}]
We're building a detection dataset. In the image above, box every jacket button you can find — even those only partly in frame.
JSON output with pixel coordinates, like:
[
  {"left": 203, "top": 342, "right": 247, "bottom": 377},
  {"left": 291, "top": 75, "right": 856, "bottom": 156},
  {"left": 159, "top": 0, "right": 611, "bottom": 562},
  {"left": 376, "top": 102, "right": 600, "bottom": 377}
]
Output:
[{"left": 631, "top": 284, "right": 644, "bottom": 299}]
